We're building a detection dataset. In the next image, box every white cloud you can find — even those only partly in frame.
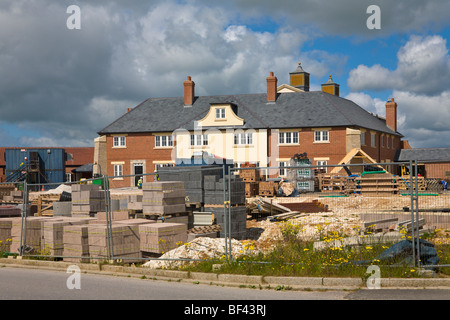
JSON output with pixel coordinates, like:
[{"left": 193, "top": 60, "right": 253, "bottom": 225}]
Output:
[{"left": 348, "top": 35, "right": 450, "bottom": 95}]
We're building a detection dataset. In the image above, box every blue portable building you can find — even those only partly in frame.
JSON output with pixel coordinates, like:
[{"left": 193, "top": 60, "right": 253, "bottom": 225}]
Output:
[{"left": 5, "top": 148, "right": 66, "bottom": 186}]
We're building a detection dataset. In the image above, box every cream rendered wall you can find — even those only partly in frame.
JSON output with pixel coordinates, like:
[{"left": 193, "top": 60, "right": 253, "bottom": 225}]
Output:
[{"left": 174, "top": 128, "right": 268, "bottom": 167}]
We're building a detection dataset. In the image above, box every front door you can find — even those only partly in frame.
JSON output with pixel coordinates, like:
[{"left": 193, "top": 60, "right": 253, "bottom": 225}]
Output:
[{"left": 134, "top": 163, "right": 143, "bottom": 186}]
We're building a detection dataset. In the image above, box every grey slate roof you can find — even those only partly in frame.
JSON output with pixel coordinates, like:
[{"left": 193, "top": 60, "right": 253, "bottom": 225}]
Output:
[
  {"left": 98, "top": 91, "right": 401, "bottom": 136},
  {"left": 395, "top": 148, "right": 450, "bottom": 162}
]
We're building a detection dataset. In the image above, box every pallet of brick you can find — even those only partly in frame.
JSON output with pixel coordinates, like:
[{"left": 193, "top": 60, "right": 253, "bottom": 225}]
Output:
[
  {"left": 258, "top": 181, "right": 277, "bottom": 196},
  {"left": 41, "top": 217, "right": 91, "bottom": 256},
  {"left": 142, "top": 181, "right": 186, "bottom": 215},
  {"left": 245, "top": 182, "right": 259, "bottom": 198},
  {"left": 71, "top": 184, "right": 105, "bottom": 215},
  {"left": 87, "top": 224, "right": 141, "bottom": 261},
  {"left": 139, "top": 222, "right": 187, "bottom": 254}
]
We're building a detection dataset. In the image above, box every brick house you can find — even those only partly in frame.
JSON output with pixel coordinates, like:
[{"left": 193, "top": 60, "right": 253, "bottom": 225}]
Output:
[{"left": 97, "top": 64, "right": 403, "bottom": 188}]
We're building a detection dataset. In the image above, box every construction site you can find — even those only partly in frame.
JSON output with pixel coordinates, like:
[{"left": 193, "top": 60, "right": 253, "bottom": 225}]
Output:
[{"left": 1, "top": 152, "right": 449, "bottom": 275}]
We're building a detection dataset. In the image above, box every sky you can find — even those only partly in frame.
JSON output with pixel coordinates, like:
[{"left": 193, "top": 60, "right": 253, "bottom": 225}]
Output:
[{"left": 0, "top": 0, "right": 449, "bottom": 149}]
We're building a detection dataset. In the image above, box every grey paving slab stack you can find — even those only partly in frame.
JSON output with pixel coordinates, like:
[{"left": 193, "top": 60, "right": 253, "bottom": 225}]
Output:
[
  {"left": 141, "top": 181, "right": 186, "bottom": 215},
  {"left": 139, "top": 222, "right": 187, "bottom": 254},
  {"left": 71, "top": 184, "right": 105, "bottom": 217},
  {"left": 203, "top": 206, "right": 247, "bottom": 240}
]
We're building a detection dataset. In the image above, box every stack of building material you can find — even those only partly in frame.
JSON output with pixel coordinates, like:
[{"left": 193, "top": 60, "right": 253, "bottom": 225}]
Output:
[
  {"left": 0, "top": 205, "right": 21, "bottom": 217},
  {"left": 2, "top": 190, "right": 23, "bottom": 203},
  {"left": 139, "top": 222, "right": 187, "bottom": 254},
  {"left": 9, "top": 217, "right": 46, "bottom": 254},
  {"left": 141, "top": 181, "right": 186, "bottom": 215},
  {"left": 96, "top": 211, "right": 129, "bottom": 222},
  {"left": 0, "top": 184, "right": 16, "bottom": 201},
  {"left": 53, "top": 201, "right": 72, "bottom": 217},
  {"left": 0, "top": 219, "right": 12, "bottom": 252},
  {"left": 157, "top": 165, "right": 223, "bottom": 204},
  {"left": 71, "top": 184, "right": 105, "bottom": 216},
  {"left": 258, "top": 181, "right": 278, "bottom": 196},
  {"left": 63, "top": 224, "right": 90, "bottom": 263},
  {"left": 203, "top": 206, "right": 247, "bottom": 240},
  {"left": 127, "top": 194, "right": 143, "bottom": 210},
  {"left": 87, "top": 224, "right": 141, "bottom": 261},
  {"left": 203, "top": 175, "right": 246, "bottom": 205},
  {"left": 41, "top": 217, "right": 91, "bottom": 256}
]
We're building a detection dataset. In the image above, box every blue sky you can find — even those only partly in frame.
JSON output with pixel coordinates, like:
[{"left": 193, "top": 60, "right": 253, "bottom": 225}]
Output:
[{"left": 0, "top": 0, "right": 449, "bottom": 149}]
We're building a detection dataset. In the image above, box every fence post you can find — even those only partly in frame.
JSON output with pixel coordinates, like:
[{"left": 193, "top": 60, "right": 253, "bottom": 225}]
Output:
[
  {"left": 104, "top": 175, "right": 114, "bottom": 261},
  {"left": 19, "top": 181, "right": 28, "bottom": 256},
  {"left": 414, "top": 160, "right": 420, "bottom": 267},
  {"left": 228, "top": 168, "right": 232, "bottom": 260},
  {"left": 409, "top": 160, "right": 416, "bottom": 266},
  {"left": 222, "top": 165, "right": 228, "bottom": 262}
]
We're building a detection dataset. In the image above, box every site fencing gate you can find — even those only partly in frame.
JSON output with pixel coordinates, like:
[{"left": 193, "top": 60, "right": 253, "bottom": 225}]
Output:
[{"left": 1, "top": 160, "right": 449, "bottom": 277}]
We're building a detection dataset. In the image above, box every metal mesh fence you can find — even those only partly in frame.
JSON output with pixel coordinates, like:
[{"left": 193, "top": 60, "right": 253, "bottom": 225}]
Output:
[{"left": 1, "top": 161, "right": 449, "bottom": 276}]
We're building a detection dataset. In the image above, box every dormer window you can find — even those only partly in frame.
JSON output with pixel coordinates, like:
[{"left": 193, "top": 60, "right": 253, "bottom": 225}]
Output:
[{"left": 216, "top": 108, "right": 225, "bottom": 119}]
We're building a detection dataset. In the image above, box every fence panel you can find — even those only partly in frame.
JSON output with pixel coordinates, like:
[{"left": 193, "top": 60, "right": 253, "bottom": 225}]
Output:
[{"left": 1, "top": 160, "right": 448, "bottom": 277}]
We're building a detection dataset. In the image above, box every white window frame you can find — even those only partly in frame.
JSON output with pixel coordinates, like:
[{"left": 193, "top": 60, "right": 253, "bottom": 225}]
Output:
[
  {"left": 279, "top": 131, "right": 299, "bottom": 145},
  {"left": 113, "top": 164, "right": 123, "bottom": 177},
  {"left": 216, "top": 108, "right": 225, "bottom": 119},
  {"left": 371, "top": 133, "right": 376, "bottom": 147},
  {"left": 279, "top": 161, "right": 288, "bottom": 177},
  {"left": 317, "top": 160, "right": 327, "bottom": 173},
  {"left": 190, "top": 134, "right": 208, "bottom": 146},
  {"left": 314, "top": 130, "right": 329, "bottom": 142},
  {"left": 155, "top": 135, "right": 173, "bottom": 148},
  {"left": 234, "top": 132, "right": 253, "bottom": 145},
  {"left": 113, "top": 136, "right": 126, "bottom": 148}
]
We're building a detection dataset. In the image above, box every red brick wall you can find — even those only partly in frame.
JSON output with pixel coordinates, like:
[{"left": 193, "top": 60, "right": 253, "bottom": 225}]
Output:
[{"left": 106, "top": 133, "right": 174, "bottom": 188}]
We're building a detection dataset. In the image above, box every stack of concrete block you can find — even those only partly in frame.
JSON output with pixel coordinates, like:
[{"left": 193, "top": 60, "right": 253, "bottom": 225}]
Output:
[
  {"left": 96, "top": 211, "right": 129, "bottom": 222},
  {"left": 2, "top": 190, "right": 23, "bottom": 202},
  {"left": 157, "top": 166, "right": 223, "bottom": 204},
  {"left": 142, "top": 181, "right": 186, "bottom": 215},
  {"left": 87, "top": 224, "right": 141, "bottom": 261},
  {"left": 53, "top": 201, "right": 72, "bottom": 217},
  {"left": 203, "top": 175, "right": 246, "bottom": 205},
  {"left": 9, "top": 217, "right": 47, "bottom": 254},
  {"left": 204, "top": 206, "right": 247, "bottom": 240},
  {"left": 127, "top": 194, "right": 143, "bottom": 210},
  {"left": 71, "top": 184, "right": 105, "bottom": 216},
  {"left": 41, "top": 217, "right": 91, "bottom": 256},
  {"left": 139, "top": 222, "right": 187, "bottom": 254},
  {"left": 63, "top": 224, "right": 90, "bottom": 263},
  {"left": 0, "top": 218, "right": 12, "bottom": 253}
]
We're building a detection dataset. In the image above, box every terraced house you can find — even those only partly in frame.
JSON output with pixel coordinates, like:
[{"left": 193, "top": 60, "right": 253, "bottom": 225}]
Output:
[{"left": 97, "top": 63, "right": 404, "bottom": 187}]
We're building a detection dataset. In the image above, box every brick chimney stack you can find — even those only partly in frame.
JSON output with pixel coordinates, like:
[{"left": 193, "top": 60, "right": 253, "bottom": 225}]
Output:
[
  {"left": 266, "top": 72, "right": 278, "bottom": 103},
  {"left": 184, "top": 76, "right": 195, "bottom": 106},
  {"left": 385, "top": 98, "right": 397, "bottom": 132}
]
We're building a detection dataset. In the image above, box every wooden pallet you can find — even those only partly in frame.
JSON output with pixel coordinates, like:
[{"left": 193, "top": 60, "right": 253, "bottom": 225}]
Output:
[{"left": 32, "top": 194, "right": 60, "bottom": 216}]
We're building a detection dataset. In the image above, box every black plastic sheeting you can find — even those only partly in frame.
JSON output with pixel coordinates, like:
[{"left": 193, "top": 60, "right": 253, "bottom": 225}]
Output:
[{"left": 351, "top": 239, "right": 440, "bottom": 269}]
